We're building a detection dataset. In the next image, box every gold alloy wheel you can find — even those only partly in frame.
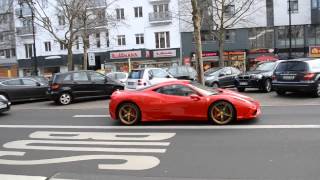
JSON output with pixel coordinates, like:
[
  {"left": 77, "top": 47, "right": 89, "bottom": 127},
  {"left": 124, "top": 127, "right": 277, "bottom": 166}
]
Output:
[
  {"left": 210, "top": 102, "right": 234, "bottom": 125},
  {"left": 118, "top": 104, "right": 139, "bottom": 125}
]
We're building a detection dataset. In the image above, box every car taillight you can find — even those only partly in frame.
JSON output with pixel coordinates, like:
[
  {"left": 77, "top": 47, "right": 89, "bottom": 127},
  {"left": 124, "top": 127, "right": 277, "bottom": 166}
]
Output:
[
  {"left": 138, "top": 79, "right": 147, "bottom": 86},
  {"left": 272, "top": 75, "right": 276, "bottom": 81},
  {"left": 304, "top": 73, "right": 315, "bottom": 80},
  {"left": 51, "top": 83, "right": 60, "bottom": 90}
]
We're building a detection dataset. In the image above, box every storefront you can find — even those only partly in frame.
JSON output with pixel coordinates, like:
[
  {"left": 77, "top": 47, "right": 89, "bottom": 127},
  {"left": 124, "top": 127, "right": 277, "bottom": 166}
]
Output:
[
  {"left": 309, "top": 46, "right": 320, "bottom": 58},
  {"left": 106, "top": 48, "right": 180, "bottom": 72},
  {"left": 0, "top": 63, "right": 18, "bottom": 77},
  {"left": 247, "top": 48, "right": 278, "bottom": 69},
  {"left": 223, "top": 50, "right": 246, "bottom": 70}
]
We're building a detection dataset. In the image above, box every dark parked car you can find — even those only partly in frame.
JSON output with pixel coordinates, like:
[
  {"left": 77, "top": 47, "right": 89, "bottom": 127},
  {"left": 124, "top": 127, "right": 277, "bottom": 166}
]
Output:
[
  {"left": 204, "top": 67, "right": 241, "bottom": 88},
  {"left": 48, "top": 70, "right": 124, "bottom": 105},
  {"left": 0, "top": 78, "right": 48, "bottom": 102},
  {"left": 272, "top": 58, "right": 320, "bottom": 97},
  {"left": 0, "top": 94, "right": 10, "bottom": 113},
  {"left": 27, "top": 76, "right": 49, "bottom": 85},
  {"left": 167, "top": 65, "right": 197, "bottom": 81},
  {"left": 235, "top": 61, "right": 281, "bottom": 92}
]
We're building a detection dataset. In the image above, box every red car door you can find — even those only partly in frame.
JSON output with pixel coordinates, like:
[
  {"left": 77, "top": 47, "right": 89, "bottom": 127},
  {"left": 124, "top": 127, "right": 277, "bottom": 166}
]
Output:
[{"left": 152, "top": 84, "right": 207, "bottom": 120}]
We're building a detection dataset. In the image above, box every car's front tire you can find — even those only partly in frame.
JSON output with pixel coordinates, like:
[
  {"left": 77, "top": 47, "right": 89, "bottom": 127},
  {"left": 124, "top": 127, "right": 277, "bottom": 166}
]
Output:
[
  {"left": 312, "top": 82, "right": 320, "bottom": 98},
  {"left": 57, "top": 92, "right": 72, "bottom": 105},
  {"left": 263, "top": 79, "right": 272, "bottom": 93},
  {"left": 211, "top": 82, "right": 219, "bottom": 88},
  {"left": 208, "top": 101, "right": 236, "bottom": 125},
  {"left": 117, "top": 103, "right": 141, "bottom": 125}
]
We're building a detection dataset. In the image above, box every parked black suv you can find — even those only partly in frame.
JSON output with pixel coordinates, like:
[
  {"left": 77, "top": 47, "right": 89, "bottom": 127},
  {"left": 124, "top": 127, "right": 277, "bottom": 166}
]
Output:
[
  {"left": 48, "top": 71, "right": 124, "bottom": 105},
  {"left": 235, "top": 61, "right": 280, "bottom": 92},
  {"left": 272, "top": 58, "right": 320, "bottom": 97}
]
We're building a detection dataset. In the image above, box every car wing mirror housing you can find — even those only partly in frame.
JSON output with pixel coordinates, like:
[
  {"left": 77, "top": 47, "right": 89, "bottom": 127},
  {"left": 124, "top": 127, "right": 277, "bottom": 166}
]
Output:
[{"left": 190, "top": 94, "right": 201, "bottom": 101}]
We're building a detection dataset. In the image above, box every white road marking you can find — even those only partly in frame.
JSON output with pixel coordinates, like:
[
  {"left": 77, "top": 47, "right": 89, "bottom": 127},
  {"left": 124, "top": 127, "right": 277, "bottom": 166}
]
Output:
[
  {"left": 0, "top": 124, "right": 320, "bottom": 129},
  {"left": 73, "top": 115, "right": 110, "bottom": 118},
  {"left": 0, "top": 151, "right": 160, "bottom": 170},
  {"left": 30, "top": 131, "right": 176, "bottom": 141},
  {"left": 0, "top": 174, "right": 47, "bottom": 180}
]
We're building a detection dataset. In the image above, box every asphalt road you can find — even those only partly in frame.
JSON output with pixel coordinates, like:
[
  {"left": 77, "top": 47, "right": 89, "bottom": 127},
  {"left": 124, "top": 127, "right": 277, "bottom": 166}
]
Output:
[{"left": 0, "top": 91, "right": 320, "bottom": 180}]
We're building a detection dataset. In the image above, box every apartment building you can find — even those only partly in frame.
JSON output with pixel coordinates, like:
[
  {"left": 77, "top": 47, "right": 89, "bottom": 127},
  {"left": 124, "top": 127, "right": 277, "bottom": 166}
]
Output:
[
  {"left": 13, "top": 0, "right": 181, "bottom": 77},
  {"left": 0, "top": 0, "right": 17, "bottom": 77},
  {"left": 181, "top": 0, "right": 320, "bottom": 70}
]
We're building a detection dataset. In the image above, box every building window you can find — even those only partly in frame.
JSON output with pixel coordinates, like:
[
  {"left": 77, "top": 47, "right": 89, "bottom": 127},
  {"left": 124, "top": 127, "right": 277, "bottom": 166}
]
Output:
[
  {"left": 135, "top": 34, "right": 144, "bottom": 44},
  {"left": 288, "top": 0, "right": 298, "bottom": 13},
  {"left": 155, "top": 32, "right": 170, "bottom": 48},
  {"left": 5, "top": 49, "right": 10, "bottom": 58},
  {"left": 225, "top": 30, "right": 235, "bottom": 42},
  {"left": 116, "top": 8, "right": 125, "bottom": 20},
  {"left": 0, "top": 50, "right": 4, "bottom": 57},
  {"left": 58, "top": 15, "right": 65, "bottom": 25},
  {"left": 11, "top": 48, "right": 16, "bottom": 57},
  {"left": 24, "top": 44, "right": 33, "bottom": 58},
  {"left": 134, "top": 7, "right": 143, "bottom": 17},
  {"left": 106, "top": 30, "right": 110, "bottom": 47},
  {"left": 44, "top": 41, "right": 51, "bottom": 52},
  {"left": 153, "top": 4, "right": 169, "bottom": 13},
  {"left": 224, "top": 5, "right": 235, "bottom": 17},
  {"left": 60, "top": 40, "right": 67, "bottom": 50},
  {"left": 96, "top": 33, "right": 101, "bottom": 48},
  {"left": 117, "top": 35, "right": 126, "bottom": 46}
]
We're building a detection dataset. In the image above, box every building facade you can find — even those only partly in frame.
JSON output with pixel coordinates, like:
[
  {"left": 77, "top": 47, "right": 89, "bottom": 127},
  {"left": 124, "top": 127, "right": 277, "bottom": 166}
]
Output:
[
  {"left": 181, "top": 0, "right": 320, "bottom": 71},
  {"left": 0, "top": 0, "right": 17, "bottom": 77},
  {"left": 13, "top": 0, "right": 181, "bottom": 77}
]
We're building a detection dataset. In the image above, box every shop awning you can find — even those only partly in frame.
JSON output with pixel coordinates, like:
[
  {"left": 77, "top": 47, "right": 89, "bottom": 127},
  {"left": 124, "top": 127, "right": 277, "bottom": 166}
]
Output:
[{"left": 253, "top": 55, "right": 278, "bottom": 62}]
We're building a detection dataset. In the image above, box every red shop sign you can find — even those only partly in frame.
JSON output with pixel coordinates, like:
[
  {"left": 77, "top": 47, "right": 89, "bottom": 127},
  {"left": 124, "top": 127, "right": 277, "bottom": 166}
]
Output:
[{"left": 110, "top": 51, "right": 142, "bottom": 59}]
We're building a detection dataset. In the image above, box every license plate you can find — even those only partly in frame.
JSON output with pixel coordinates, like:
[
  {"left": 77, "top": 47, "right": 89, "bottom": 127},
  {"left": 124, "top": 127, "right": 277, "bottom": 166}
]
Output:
[
  {"left": 282, "top": 75, "right": 295, "bottom": 80},
  {"left": 127, "top": 82, "right": 135, "bottom": 85},
  {"left": 0, "top": 104, "right": 7, "bottom": 109},
  {"left": 240, "top": 82, "right": 248, "bottom": 86}
]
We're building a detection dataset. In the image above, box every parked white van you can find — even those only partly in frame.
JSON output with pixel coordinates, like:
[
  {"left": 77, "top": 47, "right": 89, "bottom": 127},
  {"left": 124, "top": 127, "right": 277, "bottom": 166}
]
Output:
[{"left": 126, "top": 68, "right": 176, "bottom": 89}]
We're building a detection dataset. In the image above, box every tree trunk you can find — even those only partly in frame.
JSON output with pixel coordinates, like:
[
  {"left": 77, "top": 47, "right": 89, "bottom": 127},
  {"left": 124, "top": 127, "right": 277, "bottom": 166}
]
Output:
[
  {"left": 191, "top": 0, "right": 204, "bottom": 85},
  {"left": 67, "top": 45, "right": 73, "bottom": 71},
  {"left": 218, "top": 36, "right": 225, "bottom": 67},
  {"left": 83, "top": 46, "right": 88, "bottom": 70}
]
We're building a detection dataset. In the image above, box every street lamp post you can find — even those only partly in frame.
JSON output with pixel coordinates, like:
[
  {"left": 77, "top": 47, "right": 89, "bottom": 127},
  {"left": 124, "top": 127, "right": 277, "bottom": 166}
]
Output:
[
  {"left": 288, "top": 0, "right": 293, "bottom": 59},
  {"left": 19, "top": 1, "right": 38, "bottom": 76}
]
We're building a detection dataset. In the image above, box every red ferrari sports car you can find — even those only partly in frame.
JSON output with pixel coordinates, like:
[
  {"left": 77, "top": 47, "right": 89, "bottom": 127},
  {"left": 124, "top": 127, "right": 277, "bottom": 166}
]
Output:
[{"left": 109, "top": 81, "right": 261, "bottom": 125}]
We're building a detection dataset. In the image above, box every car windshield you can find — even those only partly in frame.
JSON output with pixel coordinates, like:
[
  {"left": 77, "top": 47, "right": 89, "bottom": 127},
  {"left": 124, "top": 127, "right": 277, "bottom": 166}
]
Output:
[
  {"left": 190, "top": 82, "right": 218, "bottom": 96},
  {"left": 204, "top": 68, "right": 222, "bottom": 76},
  {"left": 276, "top": 61, "right": 308, "bottom": 72},
  {"left": 128, "top": 70, "right": 144, "bottom": 79},
  {"left": 168, "top": 66, "right": 197, "bottom": 78},
  {"left": 254, "top": 62, "right": 276, "bottom": 71}
]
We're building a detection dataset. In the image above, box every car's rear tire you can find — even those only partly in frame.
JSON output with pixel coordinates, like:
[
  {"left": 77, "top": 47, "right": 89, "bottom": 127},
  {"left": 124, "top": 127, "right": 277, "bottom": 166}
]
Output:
[
  {"left": 263, "top": 79, "right": 272, "bottom": 93},
  {"left": 237, "top": 87, "right": 245, "bottom": 92},
  {"left": 117, "top": 103, "right": 141, "bottom": 125},
  {"left": 312, "top": 82, "right": 320, "bottom": 98},
  {"left": 211, "top": 82, "right": 219, "bottom": 88},
  {"left": 208, "top": 101, "right": 236, "bottom": 125},
  {"left": 276, "top": 90, "right": 286, "bottom": 96},
  {"left": 57, "top": 92, "right": 72, "bottom": 105}
]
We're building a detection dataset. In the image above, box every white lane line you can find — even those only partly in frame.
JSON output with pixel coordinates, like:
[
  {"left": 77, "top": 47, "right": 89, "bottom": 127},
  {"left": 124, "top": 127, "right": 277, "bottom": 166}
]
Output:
[
  {"left": 73, "top": 115, "right": 110, "bottom": 118},
  {"left": 0, "top": 124, "right": 320, "bottom": 129},
  {"left": 0, "top": 174, "right": 47, "bottom": 180}
]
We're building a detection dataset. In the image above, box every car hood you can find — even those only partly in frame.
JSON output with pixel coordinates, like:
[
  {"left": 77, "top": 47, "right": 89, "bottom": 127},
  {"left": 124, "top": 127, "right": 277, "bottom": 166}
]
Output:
[
  {"left": 217, "top": 88, "right": 258, "bottom": 103},
  {"left": 240, "top": 70, "right": 268, "bottom": 75}
]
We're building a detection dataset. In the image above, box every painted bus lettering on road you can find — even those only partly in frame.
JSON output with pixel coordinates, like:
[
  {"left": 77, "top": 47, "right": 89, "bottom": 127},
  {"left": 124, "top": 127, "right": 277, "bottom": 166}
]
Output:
[{"left": 0, "top": 131, "right": 176, "bottom": 170}]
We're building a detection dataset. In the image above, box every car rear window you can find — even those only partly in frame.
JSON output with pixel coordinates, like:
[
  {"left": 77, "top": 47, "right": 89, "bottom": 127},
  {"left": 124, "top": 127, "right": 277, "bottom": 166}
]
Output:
[
  {"left": 276, "top": 61, "right": 308, "bottom": 72},
  {"left": 128, "top": 70, "right": 144, "bottom": 79}
]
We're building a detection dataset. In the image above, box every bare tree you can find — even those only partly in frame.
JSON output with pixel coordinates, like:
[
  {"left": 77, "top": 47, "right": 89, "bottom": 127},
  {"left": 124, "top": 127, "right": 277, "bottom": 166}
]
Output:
[
  {"left": 190, "top": 0, "right": 204, "bottom": 84},
  {"left": 22, "top": 0, "right": 91, "bottom": 71},
  {"left": 204, "top": 0, "right": 258, "bottom": 67}
]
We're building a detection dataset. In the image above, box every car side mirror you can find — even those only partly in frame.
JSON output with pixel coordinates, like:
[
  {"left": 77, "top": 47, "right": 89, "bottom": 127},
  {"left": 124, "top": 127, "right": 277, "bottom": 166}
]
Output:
[
  {"left": 190, "top": 94, "right": 201, "bottom": 101},
  {"left": 219, "top": 73, "right": 225, "bottom": 77},
  {"left": 149, "top": 74, "right": 153, "bottom": 80},
  {"left": 36, "top": 82, "right": 41, "bottom": 86}
]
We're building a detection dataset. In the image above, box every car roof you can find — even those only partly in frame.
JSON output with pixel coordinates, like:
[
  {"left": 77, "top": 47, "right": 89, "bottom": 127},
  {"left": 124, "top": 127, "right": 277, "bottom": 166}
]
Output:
[{"left": 54, "top": 70, "right": 95, "bottom": 76}]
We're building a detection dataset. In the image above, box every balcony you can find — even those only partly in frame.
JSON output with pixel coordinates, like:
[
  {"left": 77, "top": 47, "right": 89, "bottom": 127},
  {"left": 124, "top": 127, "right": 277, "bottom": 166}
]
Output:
[
  {"left": 15, "top": 7, "right": 32, "bottom": 17},
  {"left": 16, "top": 26, "right": 34, "bottom": 36},
  {"left": 0, "top": 23, "right": 14, "bottom": 32},
  {"left": 149, "top": 0, "right": 170, "bottom": 4},
  {"left": 74, "top": 18, "right": 107, "bottom": 29},
  {"left": 87, "top": 0, "right": 107, "bottom": 8},
  {"left": 149, "top": 11, "right": 172, "bottom": 24}
]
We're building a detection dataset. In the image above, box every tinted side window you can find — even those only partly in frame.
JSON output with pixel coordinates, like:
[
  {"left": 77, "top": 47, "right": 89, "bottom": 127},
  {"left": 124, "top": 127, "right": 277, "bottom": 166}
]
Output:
[
  {"left": 73, "top": 72, "right": 89, "bottom": 81},
  {"left": 3, "top": 79, "right": 22, "bottom": 85},
  {"left": 129, "top": 70, "right": 144, "bottom": 79},
  {"left": 155, "top": 85, "right": 195, "bottom": 96},
  {"left": 276, "top": 61, "right": 308, "bottom": 72},
  {"left": 150, "top": 69, "right": 168, "bottom": 78},
  {"left": 22, "top": 79, "right": 37, "bottom": 86},
  {"left": 63, "top": 74, "right": 72, "bottom": 81},
  {"left": 90, "top": 72, "right": 105, "bottom": 81}
]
